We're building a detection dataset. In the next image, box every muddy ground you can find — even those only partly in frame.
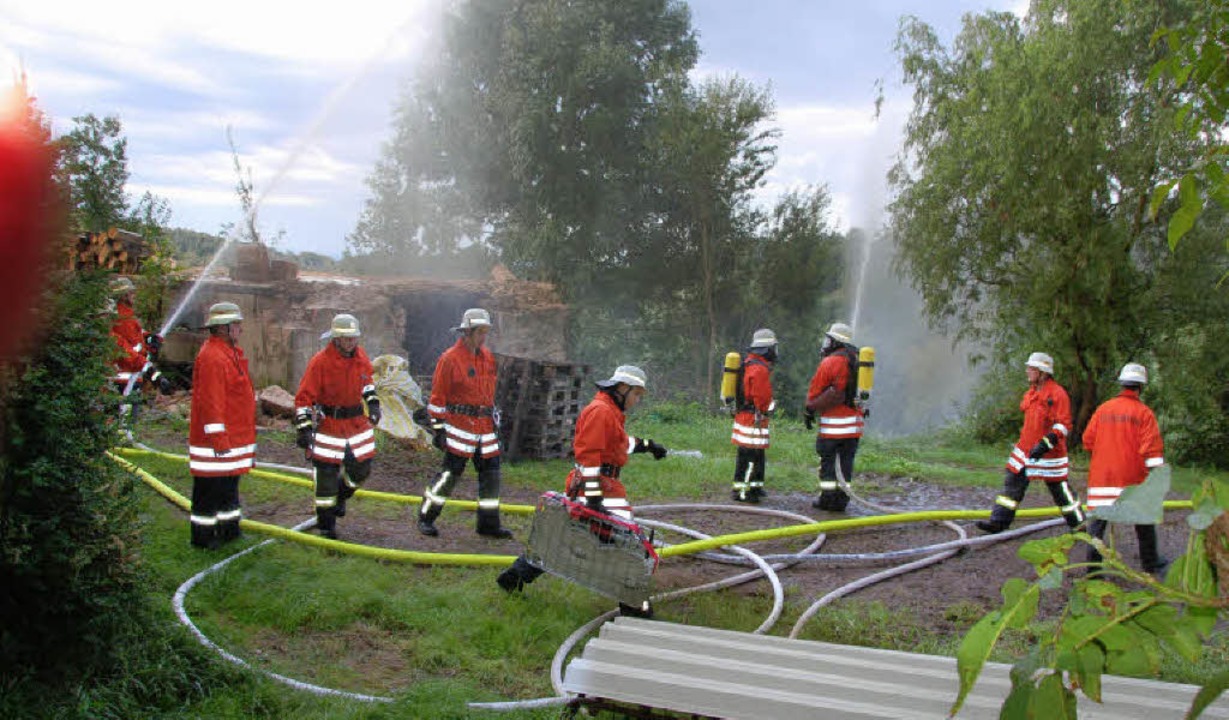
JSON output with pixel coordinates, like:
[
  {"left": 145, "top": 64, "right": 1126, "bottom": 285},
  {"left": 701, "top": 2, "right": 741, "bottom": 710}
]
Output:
[{"left": 135, "top": 399, "right": 1192, "bottom": 638}]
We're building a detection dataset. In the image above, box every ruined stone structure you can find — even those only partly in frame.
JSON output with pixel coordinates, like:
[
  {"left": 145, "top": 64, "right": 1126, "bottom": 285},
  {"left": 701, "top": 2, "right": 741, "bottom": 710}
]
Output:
[
  {"left": 159, "top": 247, "right": 584, "bottom": 458},
  {"left": 162, "top": 261, "right": 569, "bottom": 389}
]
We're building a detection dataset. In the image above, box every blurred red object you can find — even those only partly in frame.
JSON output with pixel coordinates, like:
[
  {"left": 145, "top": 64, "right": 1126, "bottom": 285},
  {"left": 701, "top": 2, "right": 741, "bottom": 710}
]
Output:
[{"left": 0, "top": 103, "right": 58, "bottom": 363}]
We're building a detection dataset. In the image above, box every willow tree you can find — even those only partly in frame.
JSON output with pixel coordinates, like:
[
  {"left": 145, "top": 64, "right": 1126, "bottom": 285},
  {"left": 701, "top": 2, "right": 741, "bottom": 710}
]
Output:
[{"left": 889, "top": 0, "right": 1207, "bottom": 437}]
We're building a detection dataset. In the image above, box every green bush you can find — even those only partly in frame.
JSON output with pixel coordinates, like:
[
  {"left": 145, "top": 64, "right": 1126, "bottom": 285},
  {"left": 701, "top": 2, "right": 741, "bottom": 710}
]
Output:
[{"left": 0, "top": 271, "right": 227, "bottom": 717}]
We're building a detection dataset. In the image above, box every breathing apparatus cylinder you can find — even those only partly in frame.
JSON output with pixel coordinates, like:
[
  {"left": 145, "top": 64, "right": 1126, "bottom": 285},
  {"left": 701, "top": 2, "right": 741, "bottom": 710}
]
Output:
[
  {"left": 720, "top": 352, "right": 741, "bottom": 409},
  {"left": 857, "top": 346, "right": 876, "bottom": 407}
]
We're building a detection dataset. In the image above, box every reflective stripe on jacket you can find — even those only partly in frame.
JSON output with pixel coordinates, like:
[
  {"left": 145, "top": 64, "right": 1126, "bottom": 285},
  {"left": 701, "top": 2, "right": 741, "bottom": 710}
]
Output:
[
  {"left": 1082, "top": 388, "right": 1164, "bottom": 508},
  {"left": 295, "top": 342, "right": 376, "bottom": 464},
  {"left": 188, "top": 335, "right": 256, "bottom": 477},
  {"left": 427, "top": 338, "right": 499, "bottom": 458},
  {"left": 732, "top": 354, "right": 774, "bottom": 448},
  {"left": 806, "top": 352, "right": 864, "bottom": 440},
  {"left": 1007, "top": 377, "right": 1071, "bottom": 482}
]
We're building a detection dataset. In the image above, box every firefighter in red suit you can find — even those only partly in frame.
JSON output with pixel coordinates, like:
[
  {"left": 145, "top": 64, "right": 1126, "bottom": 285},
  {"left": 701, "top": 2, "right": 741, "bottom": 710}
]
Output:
[
  {"left": 416, "top": 308, "right": 512, "bottom": 538},
  {"left": 108, "top": 276, "right": 172, "bottom": 396},
  {"left": 805, "top": 322, "right": 864, "bottom": 512},
  {"left": 1081, "top": 362, "right": 1167, "bottom": 576},
  {"left": 495, "top": 365, "right": 666, "bottom": 617},
  {"left": 731, "top": 328, "right": 777, "bottom": 503},
  {"left": 976, "top": 352, "right": 1085, "bottom": 534},
  {"left": 294, "top": 314, "right": 381, "bottom": 540},
  {"left": 188, "top": 302, "right": 256, "bottom": 549}
]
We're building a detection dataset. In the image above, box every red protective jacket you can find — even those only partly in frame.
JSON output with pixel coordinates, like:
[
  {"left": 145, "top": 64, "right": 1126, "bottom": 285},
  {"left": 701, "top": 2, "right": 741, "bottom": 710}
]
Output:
[
  {"left": 731, "top": 354, "right": 774, "bottom": 449},
  {"left": 188, "top": 335, "right": 256, "bottom": 477},
  {"left": 806, "top": 350, "right": 863, "bottom": 440},
  {"left": 295, "top": 342, "right": 376, "bottom": 464},
  {"left": 565, "top": 391, "right": 637, "bottom": 520},
  {"left": 1082, "top": 389, "right": 1164, "bottom": 508},
  {"left": 427, "top": 338, "right": 500, "bottom": 458},
  {"left": 111, "top": 301, "right": 150, "bottom": 385},
  {"left": 1007, "top": 377, "right": 1071, "bottom": 482}
]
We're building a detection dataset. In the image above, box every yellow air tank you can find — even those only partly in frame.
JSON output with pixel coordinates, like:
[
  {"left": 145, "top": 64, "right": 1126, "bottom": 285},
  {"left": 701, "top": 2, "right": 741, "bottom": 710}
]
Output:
[
  {"left": 720, "top": 352, "right": 742, "bottom": 407},
  {"left": 857, "top": 346, "right": 876, "bottom": 405}
]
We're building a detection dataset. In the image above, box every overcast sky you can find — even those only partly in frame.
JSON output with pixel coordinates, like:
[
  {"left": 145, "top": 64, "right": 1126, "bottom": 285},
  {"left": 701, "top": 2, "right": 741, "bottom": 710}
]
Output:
[{"left": 2, "top": 0, "right": 1024, "bottom": 259}]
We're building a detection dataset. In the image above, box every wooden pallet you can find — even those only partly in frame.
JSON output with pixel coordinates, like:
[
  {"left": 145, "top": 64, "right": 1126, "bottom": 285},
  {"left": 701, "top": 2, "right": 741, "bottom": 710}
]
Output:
[{"left": 495, "top": 354, "right": 590, "bottom": 460}]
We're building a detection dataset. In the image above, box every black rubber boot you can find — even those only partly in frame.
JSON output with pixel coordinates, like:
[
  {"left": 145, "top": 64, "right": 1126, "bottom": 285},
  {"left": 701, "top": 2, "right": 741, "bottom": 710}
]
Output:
[
  {"left": 1136, "top": 524, "right": 1169, "bottom": 578},
  {"left": 191, "top": 522, "right": 219, "bottom": 549},
  {"left": 975, "top": 520, "right": 1009, "bottom": 535},
  {"left": 496, "top": 568, "right": 524, "bottom": 593},
  {"left": 417, "top": 519, "right": 439, "bottom": 537},
  {"left": 618, "top": 600, "right": 654, "bottom": 619},
  {"left": 317, "top": 508, "right": 338, "bottom": 540},
  {"left": 476, "top": 508, "right": 513, "bottom": 538},
  {"left": 813, "top": 489, "right": 849, "bottom": 512},
  {"left": 477, "top": 525, "right": 513, "bottom": 539}
]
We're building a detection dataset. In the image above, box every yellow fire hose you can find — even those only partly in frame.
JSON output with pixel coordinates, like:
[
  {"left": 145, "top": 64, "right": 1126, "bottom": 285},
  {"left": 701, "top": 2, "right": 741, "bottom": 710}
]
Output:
[{"left": 111, "top": 447, "right": 1193, "bottom": 565}]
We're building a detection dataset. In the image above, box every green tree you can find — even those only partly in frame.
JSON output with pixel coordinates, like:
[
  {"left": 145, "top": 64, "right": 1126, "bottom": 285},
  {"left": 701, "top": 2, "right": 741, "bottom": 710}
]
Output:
[
  {"left": 55, "top": 114, "right": 129, "bottom": 233},
  {"left": 633, "top": 76, "right": 779, "bottom": 397},
  {"left": 890, "top": 0, "right": 1213, "bottom": 441},
  {"left": 1148, "top": 1, "right": 1229, "bottom": 252},
  {"left": 351, "top": 0, "right": 699, "bottom": 288}
]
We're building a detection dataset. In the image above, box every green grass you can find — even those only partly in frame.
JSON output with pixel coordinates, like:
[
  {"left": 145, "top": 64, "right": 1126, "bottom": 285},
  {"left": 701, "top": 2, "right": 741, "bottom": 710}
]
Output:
[{"left": 82, "top": 403, "right": 1229, "bottom": 718}]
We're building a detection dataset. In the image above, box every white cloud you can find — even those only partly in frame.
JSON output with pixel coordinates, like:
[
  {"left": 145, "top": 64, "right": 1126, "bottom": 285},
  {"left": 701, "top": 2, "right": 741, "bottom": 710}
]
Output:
[{"left": 3, "top": 0, "right": 444, "bottom": 69}]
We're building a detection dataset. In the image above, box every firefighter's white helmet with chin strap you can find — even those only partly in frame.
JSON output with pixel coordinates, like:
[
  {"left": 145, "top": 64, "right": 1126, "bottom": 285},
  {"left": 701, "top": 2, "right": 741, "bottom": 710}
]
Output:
[
  {"left": 1025, "top": 352, "right": 1054, "bottom": 375},
  {"left": 750, "top": 328, "right": 777, "bottom": 349},
  {"left": 825, "top": 322, "right": 853, "bottom": 344},
  {"left": 1118, "top": 362, "right": 1148, "bottom": 385},
  {"left": 322, "top": 313, "right": 361, "bottom": 340},
  {"left": 205, "top": 302, "right": 244, "bottom": 327}
]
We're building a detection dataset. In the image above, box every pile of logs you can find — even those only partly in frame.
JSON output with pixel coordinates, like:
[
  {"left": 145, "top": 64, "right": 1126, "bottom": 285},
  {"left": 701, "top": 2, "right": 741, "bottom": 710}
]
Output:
[{"left": 68, "top": 227, "right": 150, "bottom": 274}]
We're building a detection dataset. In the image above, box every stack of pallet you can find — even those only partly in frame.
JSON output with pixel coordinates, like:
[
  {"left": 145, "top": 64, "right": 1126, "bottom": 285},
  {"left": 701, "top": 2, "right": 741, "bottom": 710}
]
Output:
[
  {"left": 495, "top": 354, "right": 591, "bottom": 460},
  {"left": 68, "top": 227, "right": 149, "bottom": 274}
]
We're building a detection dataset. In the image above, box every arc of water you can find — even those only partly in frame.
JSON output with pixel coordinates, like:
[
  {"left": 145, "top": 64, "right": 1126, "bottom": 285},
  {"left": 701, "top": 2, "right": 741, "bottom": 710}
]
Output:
[{"left": 157, "top": 13, "right": 428, "bottom": 337}]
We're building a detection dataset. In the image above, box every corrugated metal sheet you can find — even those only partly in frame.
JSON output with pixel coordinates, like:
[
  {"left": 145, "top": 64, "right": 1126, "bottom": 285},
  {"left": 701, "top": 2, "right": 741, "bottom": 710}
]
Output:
[{"left": 561, "top": 617, "right": 1229, "bottom": 719}]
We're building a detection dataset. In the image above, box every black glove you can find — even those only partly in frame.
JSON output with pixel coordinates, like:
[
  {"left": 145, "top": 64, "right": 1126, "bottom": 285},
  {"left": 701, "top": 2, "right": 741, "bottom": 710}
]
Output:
[
  {"left": 412, "top": 408, "right": 430, "bottom": 426},
  {"left": 804, "top": 411, "right": 816, "bottom": 430},
  {"left": 367, "top": 399, "right": 382, "bottom": 426},
  {"left": 645, "top": 439, "right": 667, "bottom": 460},
  {"left": 432, "top": 421, "right": 447, "bottom": 451},
  {"left": 295, "top": 426, "right": 314, "bottom": 450},
  {"left": 586, "top": 496, "right": 606, "bottom": 513},
  {"left": 144, "top": 333, "right": 163, "bottom": 357},
  {"left": 156, "top": 375, "right": 174, "bottom": 395},
  {"left": 1029, "top": 432, "right": 1059, "bottom": 460}
]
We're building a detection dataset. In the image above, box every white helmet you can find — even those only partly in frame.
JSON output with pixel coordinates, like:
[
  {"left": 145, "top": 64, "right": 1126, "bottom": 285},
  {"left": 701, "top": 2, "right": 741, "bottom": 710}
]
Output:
[
  {"left": 109, "top": 276, "right": 136, "bottom": 296},
  {"left": 750, "top": 328, "right": 777, "bottom": 349},
  {"left": 321, "top": 313, "right": 361, "bottom": 340},
  {"left": 595, "top": 364, "right": 647, "bottom": 390},
  {"left": 1117, "top": 362, "right": 1148, "bottom": 385},
  {"left": 453, "top": 308, "right": 491, "bottom": 332},
  {"left": 825, "top": 322, "right": 853, "bottom": 344},
  {"left": 205, "top": 302, "right": 244, "bottom": 327},
  {"left": 1025, "top": 352, "right": 1054, "bottom": 375}
]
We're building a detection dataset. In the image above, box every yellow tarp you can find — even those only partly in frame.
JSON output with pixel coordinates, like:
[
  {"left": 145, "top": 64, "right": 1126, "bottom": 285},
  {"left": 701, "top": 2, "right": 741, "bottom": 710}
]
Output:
[{"left": 371, "top": 354, "right": 431, "bottom": 446}]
